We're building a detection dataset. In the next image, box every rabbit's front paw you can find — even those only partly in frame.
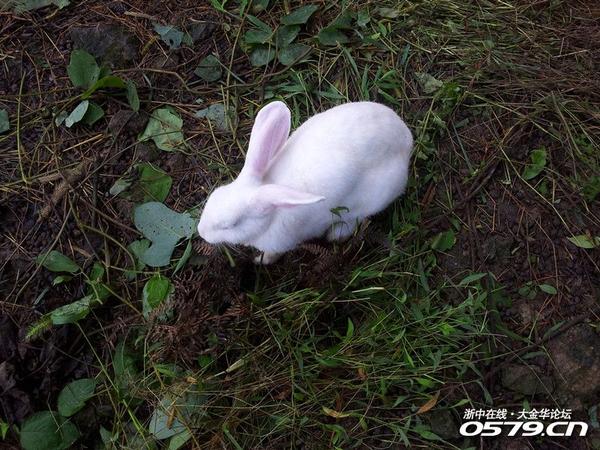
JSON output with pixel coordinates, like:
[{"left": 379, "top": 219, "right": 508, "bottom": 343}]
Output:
[{"left": 254, "top": 252, "right": 282, "bottom": 265}]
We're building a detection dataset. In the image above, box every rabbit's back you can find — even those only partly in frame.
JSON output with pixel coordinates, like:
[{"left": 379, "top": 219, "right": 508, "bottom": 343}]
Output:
[{"left": 265, "top": 102, "right": 412, "bottom": 210}]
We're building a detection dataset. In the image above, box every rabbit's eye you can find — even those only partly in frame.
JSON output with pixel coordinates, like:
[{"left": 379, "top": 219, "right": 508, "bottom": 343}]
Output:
[{"left": 219, "top": 219, "right": 240, "bottom": 230}]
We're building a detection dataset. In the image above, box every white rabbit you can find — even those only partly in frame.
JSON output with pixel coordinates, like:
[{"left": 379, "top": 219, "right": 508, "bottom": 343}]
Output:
[{"left": 197, "top": 101, "right": 413, "bottom": 264}]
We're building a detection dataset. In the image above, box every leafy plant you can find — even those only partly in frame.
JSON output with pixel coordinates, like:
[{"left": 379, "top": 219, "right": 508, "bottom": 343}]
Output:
[
  {"left": 317, "top": 11, "right": 355, "bottom": 46},
  {"left": 110, "top": 163, "right": 173, "bottom": 202},
  {"left": 195, "top": 103, "right": 235, "bottom": 131},
  {"left": 567, "top": 234, "right": 600, "bottom": 249},
  {"left": 430, "top": 229, "right": 456, "bottom": 252},
  {"left": 0, "top": 109, "right": 9, "bottom": 133},
  {"left": 522, "top": 147, "right": 547, "bottom": 180},
  {"left": 125, "top": 239, "right": 151, "bottom": 279},
  {"left": 57, "top": 378, "right": 97, "bottom": 417},
  {"left": 280, "top": 4, "right": 318, "bottom": 25},
  {"left": 61, "top": 50, "right": 139, "bottom": 127},
  {"left": 67, "top": 50, "right": 100, "bottom": 89},
  {"left": 194, "top": 55, "right": 222, "bottom": 82},
  {"left": 142, "top": 274, "right": 172, "bottom": 319},
  {"left": 139, "top": 108, "right": 184, "bottom": 152},
  {"left": 19, "top": 411, "right": 79, "bottom": 450},
  {"left": 10, "top": 0, "right": 69, "bottom": 14},
  {"left": 113, "top": 340, "right": 139, "bottom": 395},
  {"left": 19, "top": 378, "right": 96, "bottom": 449},
  {"left": 133, "top": 202, "right": 196, "bottom": 267},
  {"left": 36, "top": 250, "right": 80, "bottom": 274},
  {"left": 244, "top": 5, "right": 315, "bottom": 67},
  {"left": 0, "top": 419, "right": 8, "bottom": 439},
  {"left": 153, "top": 24, "right": 193, "bottom": 49},
  {"left": 415, "top": 72, "right": 444, "bottom": 94},
  {"left": 30, "top": 262, "right": 112, "bottom": 337},
  {"left": 148, "top": 389, "right": 205, "bottom": 447}
]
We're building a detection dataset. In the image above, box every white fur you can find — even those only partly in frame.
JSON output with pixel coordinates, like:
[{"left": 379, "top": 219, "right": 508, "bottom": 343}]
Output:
[{"left": 197, "top": 101, "right": 413, "bottom": 263}]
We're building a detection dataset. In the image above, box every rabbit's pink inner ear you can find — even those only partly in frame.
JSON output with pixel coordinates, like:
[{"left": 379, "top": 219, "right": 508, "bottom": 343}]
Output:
[
  {"left": 244, "top": 101, "right": 291, "bottom": 177},
  {"left": 253, "top": 184, "right": 325, "bottom": 213}
]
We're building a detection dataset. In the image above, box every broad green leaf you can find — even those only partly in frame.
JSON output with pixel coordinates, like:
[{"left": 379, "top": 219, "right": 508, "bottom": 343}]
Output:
[
  {"left": 135, "top": 163, "right": 172, "bottom": 202},
  {"left": 54, "top": 110, "right": 68, "bottom": 127},
  {"left": 154, "top": 24, "right": 185, "bottom": 49},
  {"left": 86, "top": 262, "right": 111, "bottom": 301},
  {"left": 415, "top": 72, "right": 443, "bottom": 94},
  {"left": 36, "top": 250, "right": 80, "bottom": 273},
  {"left": 249, "top": 45, "right": 276, "bottom": 66},
  {"left": 126, "top": 80, "right": 140, "bottom": 112},
  {"left": 281, "top": 4, "right": 319, "bottom": 25},
  {"left": 430, "top": 229, "right": 456, "bottom": 251},
  {"left": 81, "top": 75, "right": 126, "bottom": 99},
  {"left": 139, "top": 108, "right": 184, "bottom": 152},
  {"left": 19, "top": 411, "right": 79, "bottom": 450},
  {"left": 149, "top": 391, "right": 206, "bottom": 440},
  {"left": 67, "top": 50, "right": 100, "bottom": 89},
  {"left": 52, "top": 275, "right": 72, "bottom": 286},
  {"left": 12, "top": 0, "right": 69, "bottom": 13},
  {"left": 244, "top": 28, "right": 272, "bottom": 44},
  {"left": 133, "top": 202, "right": 196, "bottom": 267},
  {"left": 142, "top": 274, "right": 171, "bottom": 319},
  {"left": 522, "top": 148, "right": 547, "bottom": 180},
  {"left": 458, "top": 272, "right": 487, "bottom": 286},
  {"left": 277, "top": 43, "right": 310, "bottom": 66},
  {"left": 538, "top": 284, "right": 557, "bottom": 295},
  {"left": 168, "top": 429, "right": 192, "bottom": 450},
  {"left": 194, "top": 55, "right": 222, "bottom": 82},
  {"left": 518, "top": 282, "right": 537, "bottom": 300},
  {"left": 246, "top": 14, "right": 272, "bottom": 33},
  {"left": 99, "top": 427, "right": 116, "bottom": 446},
  {"left": 567, "top": 234, "right": 600, "bottom": 249},
  {"left": 65, "top": 100, "right": 89, "bottom": 127},
  {"left": 88, "top": 262, "right": 104, "bottom": 282},
  {"left": 209, "top": 0, "right": 226, "bottom": 13},
  {"left": 81, "top": 101, "right": 104, "bottom": 126},
  {"left": 275, "top": 25, "right": 300, "bottom": 47},
  {"left": 0, "top": 109, "right": 9, "bottom": 133},
  {"left": 57, "top": 378, "right": 97, "bottom": 417},
  {"left": 50, "top": 295, "right": 96, "bottom": 325},
  {"left": 126, "top": 239, "right": 150, "bottom": 279},
  {"left": 149, "top": 396, "right": 186, "bottom": 439},
  {"left": 0, "top": 419, "right": 8, "bottom": 439},
  {"left": 113, "top": 340, "right": 138, "bottom": 393},
  {"left": 251, "top": 0, "right": 269, "bottom": 13},
  {"left": 98, "top": 66, "right": 111, "bottom": 78},
  {"left": 415, "top": 427, "right": 441, "bottom": 441},
  {"left": 330, "top": 11, "right": 355, "bottom": 29},
  {"left": 113, "top": 341, "right": 136, "bottom": 380},
  {"left": 317, "top": 26, "right": 349, "bottom": 46},
  {"left": 195, "top": 103, "right": 233, "bottom": 132}
]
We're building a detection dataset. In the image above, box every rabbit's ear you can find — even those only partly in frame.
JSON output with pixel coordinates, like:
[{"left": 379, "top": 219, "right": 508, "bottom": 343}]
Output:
[
  {"left": 253, "top": 184, "right": 324, "bottom": 213},
  {"left": 243, "top": 101, "right": 291, "bottom": 178}
]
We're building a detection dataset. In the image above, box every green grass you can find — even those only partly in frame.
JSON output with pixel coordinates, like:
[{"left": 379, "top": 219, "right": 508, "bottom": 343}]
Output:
[{"left": 2, "top": 0, "right": 599, "bottom": 448}]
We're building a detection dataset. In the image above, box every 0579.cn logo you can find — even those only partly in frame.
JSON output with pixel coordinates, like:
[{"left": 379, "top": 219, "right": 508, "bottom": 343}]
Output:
[{"left": 460, "top": 408, "right": 588, "bottom": 437}]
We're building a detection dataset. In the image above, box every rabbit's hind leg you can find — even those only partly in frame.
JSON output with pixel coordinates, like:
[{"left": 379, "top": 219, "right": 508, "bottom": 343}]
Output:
[{"left": 254, "top": 251, "right": 283, "bottom": 265}]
